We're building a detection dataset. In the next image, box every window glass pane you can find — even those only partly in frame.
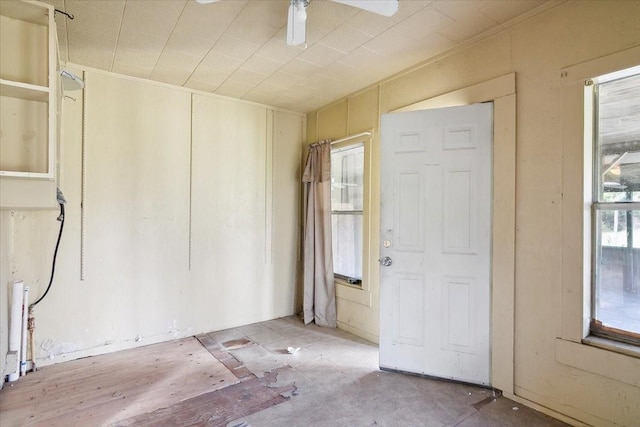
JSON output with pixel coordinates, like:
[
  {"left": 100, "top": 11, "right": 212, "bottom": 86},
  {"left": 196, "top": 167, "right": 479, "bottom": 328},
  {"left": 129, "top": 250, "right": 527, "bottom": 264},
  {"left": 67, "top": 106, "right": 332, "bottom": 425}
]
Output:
[
  {"left": 331, "top": 145, "right": 364, "bottom": 211},
  {"left": 332, "top": 213, "right": 362, "bottom": 279},
  {"left": 597, "top": 73, "right": 640, "bottom": 202},
  {"left": 594, "top": 209, "right": 640, "bottom": 335}
]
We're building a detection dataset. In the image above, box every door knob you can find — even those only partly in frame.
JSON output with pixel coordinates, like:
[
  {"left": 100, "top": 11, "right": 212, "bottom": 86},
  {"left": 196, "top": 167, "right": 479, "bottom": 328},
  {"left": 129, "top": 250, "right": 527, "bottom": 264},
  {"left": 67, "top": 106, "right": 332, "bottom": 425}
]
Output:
[{"left": 380, "top": 256, "right": 392, "bottom": 267}]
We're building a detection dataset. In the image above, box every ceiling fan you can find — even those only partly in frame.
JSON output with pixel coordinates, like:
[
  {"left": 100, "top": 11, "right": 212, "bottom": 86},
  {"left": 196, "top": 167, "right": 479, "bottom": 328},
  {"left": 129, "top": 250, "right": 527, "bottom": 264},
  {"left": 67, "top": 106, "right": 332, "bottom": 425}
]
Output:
[{"left": 196, "top": 0, "right": 399, "bottom": 47}]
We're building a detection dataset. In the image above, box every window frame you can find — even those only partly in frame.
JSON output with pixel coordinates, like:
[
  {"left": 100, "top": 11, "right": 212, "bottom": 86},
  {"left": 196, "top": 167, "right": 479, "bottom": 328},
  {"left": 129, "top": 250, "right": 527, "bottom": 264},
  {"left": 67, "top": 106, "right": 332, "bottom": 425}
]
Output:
[
  {"left": 588, "top": 67, "right": 640, "bottom": 347},
  {"left": 557, "top": 46, "right": 640, "bottom": 377},
  {"left": 330, "top": 141, "right": 365, "bottom": 286},
  {"left": 328, "top": 133, "right": 372, "bottom": 303}
]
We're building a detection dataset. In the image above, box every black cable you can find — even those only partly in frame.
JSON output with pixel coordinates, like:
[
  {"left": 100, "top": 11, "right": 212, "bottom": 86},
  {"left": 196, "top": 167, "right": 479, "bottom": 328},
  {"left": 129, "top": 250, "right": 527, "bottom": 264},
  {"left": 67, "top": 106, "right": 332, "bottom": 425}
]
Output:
[
  {"left": 30, "top": 203, "right": 65, "bottom": 308},
  {"left": 54, "top": 9, "right": 74, "bottom": 20}
]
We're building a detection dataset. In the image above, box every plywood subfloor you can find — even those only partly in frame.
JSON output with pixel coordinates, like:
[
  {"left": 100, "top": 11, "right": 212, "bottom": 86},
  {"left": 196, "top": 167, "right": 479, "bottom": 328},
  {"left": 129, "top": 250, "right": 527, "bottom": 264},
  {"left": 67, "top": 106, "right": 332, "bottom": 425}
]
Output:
[
  {"left": 0, "top": 337, "right": 239, "bottom": 426},
  {"left": 115, "top": 335, "right": 296, "bottom": 426}
]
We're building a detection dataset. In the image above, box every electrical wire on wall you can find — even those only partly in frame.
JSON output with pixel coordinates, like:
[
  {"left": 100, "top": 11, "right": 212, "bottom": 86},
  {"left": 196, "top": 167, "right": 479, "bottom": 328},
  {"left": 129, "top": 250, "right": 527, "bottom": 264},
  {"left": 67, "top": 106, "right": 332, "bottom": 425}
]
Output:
[{"left": 27, "top": 188, "right": 66, "bottom": 371}]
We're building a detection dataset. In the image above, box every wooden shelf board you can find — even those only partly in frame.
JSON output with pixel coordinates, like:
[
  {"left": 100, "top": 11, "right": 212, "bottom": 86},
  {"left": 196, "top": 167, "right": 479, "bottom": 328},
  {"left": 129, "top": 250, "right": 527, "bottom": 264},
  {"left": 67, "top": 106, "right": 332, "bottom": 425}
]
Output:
[
  {"left": 0, "top": 0, "right": 49, "bottom": 26},
  {"left": 0, "top": 79, "right": 49, "bottom": 102},
  {"left": 0, "top": 171, "right": 52, "bottom": 179}
]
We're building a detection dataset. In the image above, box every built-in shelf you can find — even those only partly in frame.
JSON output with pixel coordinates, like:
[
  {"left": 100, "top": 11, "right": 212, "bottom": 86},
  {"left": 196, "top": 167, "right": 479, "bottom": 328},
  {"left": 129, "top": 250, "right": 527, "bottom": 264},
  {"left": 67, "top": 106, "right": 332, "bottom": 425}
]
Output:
[
  {"left": 0, "top": 0, "right": 57, "bottom": 209},
  {"left": 0, "top": 78, "right": 49, "bottom": 102},
  {"left": 0, "top": 0, "right": 48, "bottom": 25},
  {"left": 0, "top": 170, "right": 52, "bottom": 179}
]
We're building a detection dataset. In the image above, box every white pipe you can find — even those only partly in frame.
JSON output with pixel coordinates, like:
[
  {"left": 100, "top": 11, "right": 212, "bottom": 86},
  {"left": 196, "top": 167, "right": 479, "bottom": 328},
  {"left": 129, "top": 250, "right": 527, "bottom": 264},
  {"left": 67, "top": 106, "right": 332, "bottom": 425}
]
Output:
[
  {"left": 8, "top": 280, "right": 24, "bottom": 382},
  {"left": 20, "top": 286, "right": 29, "bottom": 376},
  {"left": 8, "top": 281, "right": 23, "bottom": 351}
]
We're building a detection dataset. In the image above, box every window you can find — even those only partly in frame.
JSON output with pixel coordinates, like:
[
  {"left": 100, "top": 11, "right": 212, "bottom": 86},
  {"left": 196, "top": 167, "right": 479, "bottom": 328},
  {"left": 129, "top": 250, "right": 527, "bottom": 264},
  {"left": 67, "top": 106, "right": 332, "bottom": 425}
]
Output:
[
  {"left": 590, "top": 67, "right": 640, "bottom": 345},
  {"left": 331, "top": 142, "right": 364, "bottom": 286}
]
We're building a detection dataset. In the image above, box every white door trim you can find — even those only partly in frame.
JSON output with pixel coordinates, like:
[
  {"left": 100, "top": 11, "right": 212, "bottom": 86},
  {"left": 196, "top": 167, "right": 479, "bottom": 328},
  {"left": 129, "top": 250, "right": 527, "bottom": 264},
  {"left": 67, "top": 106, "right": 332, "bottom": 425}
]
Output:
[{"left": 389, "top": 73, "right": 516, "bottom": 394}]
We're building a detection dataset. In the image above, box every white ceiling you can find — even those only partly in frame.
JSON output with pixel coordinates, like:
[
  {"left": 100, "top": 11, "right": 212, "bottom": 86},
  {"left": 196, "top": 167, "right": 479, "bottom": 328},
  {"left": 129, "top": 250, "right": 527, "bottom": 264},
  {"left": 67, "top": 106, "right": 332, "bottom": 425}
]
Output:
[{"left": 45, "top": 0, "right": 549, "bottom": 113}]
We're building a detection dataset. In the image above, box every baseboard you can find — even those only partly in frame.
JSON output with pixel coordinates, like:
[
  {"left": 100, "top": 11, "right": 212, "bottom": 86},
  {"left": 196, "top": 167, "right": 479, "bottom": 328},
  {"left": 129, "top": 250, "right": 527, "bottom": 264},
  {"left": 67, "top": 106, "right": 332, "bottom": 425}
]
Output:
[
  {"left": 502, "top": 392, "right": 588, "bottom": 427},
  {"left": 337, "top": 320, "right": 378, "bottom": 344}
]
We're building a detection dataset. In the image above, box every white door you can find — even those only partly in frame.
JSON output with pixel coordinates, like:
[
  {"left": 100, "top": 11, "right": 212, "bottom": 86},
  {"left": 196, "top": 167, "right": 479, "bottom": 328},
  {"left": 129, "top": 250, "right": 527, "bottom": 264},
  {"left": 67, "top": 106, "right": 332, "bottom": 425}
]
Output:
[{"left": 379, "top": 103, "right": 493, "bottom": 386}]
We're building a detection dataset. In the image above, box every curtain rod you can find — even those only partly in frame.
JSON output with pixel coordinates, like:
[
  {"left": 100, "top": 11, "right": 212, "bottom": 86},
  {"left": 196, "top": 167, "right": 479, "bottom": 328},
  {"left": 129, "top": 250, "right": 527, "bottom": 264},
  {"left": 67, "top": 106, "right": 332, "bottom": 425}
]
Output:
[{"left": 330, "top": 131, "right": 372, "bottom": 145}]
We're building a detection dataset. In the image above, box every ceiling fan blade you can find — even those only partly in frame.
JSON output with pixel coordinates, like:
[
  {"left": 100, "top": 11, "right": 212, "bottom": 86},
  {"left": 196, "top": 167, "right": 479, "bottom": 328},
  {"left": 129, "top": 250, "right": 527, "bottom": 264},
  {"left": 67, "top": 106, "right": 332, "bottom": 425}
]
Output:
[
  {"left": 287, "top": 2, "right": 307, "bottom": 46},
  {"left": 331, "top": 0, "right": 399, "bottom": 17}
]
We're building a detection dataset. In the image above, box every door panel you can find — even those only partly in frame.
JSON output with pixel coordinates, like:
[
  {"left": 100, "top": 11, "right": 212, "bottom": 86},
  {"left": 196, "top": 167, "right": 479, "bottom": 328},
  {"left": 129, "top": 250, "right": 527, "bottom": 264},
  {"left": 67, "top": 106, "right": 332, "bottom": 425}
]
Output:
[
  {"left": 441, "top": 276, "right": 474, "bottom": 352},
  {"left": 395, "top": 130, "right": 426, "bottom": 153},
  {"left": 379, "top": 103, "right": 492, "bottom": 386},
  {"left": 396, "top": 171, "right": 424, "bottom": 252},
  {"left": 393, "top": 273, "right": 424, "bottom": 346},
  {"left": 443, "top": 125, "right": 477, "bottom": 150},
  {"left": 443, "top": 166, "right": 476, "bottom": 254}
]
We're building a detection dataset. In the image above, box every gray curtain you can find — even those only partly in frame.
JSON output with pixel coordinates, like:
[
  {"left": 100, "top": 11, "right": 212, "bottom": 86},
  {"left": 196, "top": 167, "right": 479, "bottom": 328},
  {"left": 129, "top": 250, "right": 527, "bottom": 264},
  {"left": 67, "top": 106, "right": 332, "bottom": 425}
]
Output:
[{"left": 302, "top": 140, "right": 336, "bottom": 327}]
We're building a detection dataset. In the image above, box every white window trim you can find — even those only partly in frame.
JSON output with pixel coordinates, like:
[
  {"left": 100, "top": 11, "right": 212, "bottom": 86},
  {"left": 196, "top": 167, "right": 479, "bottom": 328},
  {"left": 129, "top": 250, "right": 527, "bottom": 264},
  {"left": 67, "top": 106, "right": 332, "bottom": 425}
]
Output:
[
  {"left": 332, "top": 131, "right": 373, "bottom": 307},
  {"left": 559, "top": 46, "right": 640, "bottom": 367},
  {"left": 588, "top": 67, "right": 640, "bottom": 346},
  {"left": 331, "top": 141, "right": 365, "bottom": 285}
]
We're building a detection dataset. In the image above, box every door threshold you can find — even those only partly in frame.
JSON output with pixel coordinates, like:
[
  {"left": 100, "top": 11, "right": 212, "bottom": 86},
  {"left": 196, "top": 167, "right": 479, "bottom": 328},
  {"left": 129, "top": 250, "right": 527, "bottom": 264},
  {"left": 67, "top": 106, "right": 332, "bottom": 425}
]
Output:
[{"left": 379, "top": 366, "right": 496, "bottom": 391}]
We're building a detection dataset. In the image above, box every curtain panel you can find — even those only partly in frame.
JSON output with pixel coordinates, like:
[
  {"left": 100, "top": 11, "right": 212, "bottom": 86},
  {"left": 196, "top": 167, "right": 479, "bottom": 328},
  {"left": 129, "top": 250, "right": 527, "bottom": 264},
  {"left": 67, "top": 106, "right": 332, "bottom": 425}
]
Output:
[{"left": 302, "top": 140, "right": 336, "bottom": 327}]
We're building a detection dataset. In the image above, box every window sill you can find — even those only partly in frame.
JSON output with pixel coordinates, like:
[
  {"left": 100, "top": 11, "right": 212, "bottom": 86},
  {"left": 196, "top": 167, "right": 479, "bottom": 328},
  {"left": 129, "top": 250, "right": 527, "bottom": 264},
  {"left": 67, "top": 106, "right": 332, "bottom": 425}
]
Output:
[
  {"left": 582, "top": 335, "right": 640, "bottom": 359},
  {"left": 555, "top": 338, "right": 640, "bottom": 387}
]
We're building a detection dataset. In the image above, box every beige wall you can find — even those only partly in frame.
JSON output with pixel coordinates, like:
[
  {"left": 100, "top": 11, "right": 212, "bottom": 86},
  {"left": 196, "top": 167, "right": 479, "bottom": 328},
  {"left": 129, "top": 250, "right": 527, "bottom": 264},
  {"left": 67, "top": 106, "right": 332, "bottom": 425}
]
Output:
[
  {"left": 307, "top": 1, "right": 640, "bottom": 425},
  {"left": 1, "top": 1, "right": 638, "bottom": 424},
  {"left": 0, "top": 65, "right": 305, "bottom": 372}
]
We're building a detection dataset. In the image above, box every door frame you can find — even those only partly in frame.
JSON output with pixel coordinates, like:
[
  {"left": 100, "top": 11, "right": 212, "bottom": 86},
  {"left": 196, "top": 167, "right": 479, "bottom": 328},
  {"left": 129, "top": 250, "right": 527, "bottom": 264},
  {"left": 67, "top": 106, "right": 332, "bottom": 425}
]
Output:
[{"left": 389, "top": 73, "right": 516, "bottom": 394}]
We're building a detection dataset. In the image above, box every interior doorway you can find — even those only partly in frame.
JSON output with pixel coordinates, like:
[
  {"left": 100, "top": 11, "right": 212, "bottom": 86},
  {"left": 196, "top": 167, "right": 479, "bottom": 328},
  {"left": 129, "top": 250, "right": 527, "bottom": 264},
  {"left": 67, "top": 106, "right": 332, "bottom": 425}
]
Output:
[{"left": 378, "top": 103, "right": 493, "bottom": 386}]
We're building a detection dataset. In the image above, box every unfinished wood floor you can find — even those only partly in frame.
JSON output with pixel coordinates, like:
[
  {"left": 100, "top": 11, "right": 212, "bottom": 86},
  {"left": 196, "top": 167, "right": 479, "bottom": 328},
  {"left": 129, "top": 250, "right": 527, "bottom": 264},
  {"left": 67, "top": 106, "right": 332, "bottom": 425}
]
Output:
[
  {"left": 1, "top": 317, "right": 569, "bottom": 427},
  {"left": 0, "top": 336, "right": 292, "bottom": 426}
]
